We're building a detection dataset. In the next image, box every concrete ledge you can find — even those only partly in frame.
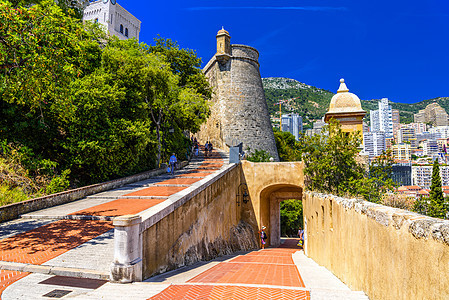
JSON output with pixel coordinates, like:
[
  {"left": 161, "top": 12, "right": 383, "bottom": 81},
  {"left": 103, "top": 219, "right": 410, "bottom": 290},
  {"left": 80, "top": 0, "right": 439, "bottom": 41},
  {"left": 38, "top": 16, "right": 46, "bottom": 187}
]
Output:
[
  {"left": 0, "top": 161, "right": 189, "bottom": 223},
  {"left": 139, "top": 163, "right": 237, "bottom": 233},
  {"left": 0, "top": 261, "right": 109, "bottom": 280}
]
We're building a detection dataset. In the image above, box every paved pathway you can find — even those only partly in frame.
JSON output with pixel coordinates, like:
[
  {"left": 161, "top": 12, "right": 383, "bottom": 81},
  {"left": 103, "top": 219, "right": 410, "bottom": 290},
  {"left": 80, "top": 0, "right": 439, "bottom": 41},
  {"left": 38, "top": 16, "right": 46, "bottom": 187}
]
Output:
[
  {"left": 0, "top": 150, "right": 225, "bottom": 299},
  {"left": 0, "top": 148, "right": 368, "bottom": 299}
]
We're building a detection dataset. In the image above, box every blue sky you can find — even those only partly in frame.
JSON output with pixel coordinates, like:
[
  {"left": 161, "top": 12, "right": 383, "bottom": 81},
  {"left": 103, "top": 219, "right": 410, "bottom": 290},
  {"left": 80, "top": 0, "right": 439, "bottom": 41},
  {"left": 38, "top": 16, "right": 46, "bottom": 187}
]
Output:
[{"left": 122, "top": 0, "right": 449, "bottom": 104}]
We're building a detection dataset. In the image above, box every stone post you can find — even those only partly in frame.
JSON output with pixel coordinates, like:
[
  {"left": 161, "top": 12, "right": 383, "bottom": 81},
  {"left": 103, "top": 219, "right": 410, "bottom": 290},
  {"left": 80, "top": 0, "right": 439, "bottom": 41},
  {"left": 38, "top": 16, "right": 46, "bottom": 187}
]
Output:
[{"left": 110, "top": 215, "right": 142, "bottom": 283}]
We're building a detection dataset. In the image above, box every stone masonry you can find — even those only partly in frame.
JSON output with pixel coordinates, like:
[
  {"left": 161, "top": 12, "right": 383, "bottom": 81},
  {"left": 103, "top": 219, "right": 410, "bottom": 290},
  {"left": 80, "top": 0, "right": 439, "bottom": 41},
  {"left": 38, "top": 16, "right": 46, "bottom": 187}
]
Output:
[{"left": 198, "top": 28, "right": 279, "bottom": 161}]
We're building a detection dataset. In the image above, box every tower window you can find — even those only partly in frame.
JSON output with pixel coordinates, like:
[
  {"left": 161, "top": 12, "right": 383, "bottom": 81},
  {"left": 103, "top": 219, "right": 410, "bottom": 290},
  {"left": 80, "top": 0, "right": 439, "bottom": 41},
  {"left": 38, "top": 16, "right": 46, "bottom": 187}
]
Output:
[
  {"left": 125, "top": 28, "right": 128, "bottom": 37},
  {"left": 120, "top": 24, "right": 123, "bottom": 33}
]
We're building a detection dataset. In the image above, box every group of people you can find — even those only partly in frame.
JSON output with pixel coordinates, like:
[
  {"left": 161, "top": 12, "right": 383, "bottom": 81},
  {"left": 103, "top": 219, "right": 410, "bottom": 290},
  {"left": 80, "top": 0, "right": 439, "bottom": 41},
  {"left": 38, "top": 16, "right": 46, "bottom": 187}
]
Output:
[{"left": 190, "top": 136, "right": 213, "bottom": 157}]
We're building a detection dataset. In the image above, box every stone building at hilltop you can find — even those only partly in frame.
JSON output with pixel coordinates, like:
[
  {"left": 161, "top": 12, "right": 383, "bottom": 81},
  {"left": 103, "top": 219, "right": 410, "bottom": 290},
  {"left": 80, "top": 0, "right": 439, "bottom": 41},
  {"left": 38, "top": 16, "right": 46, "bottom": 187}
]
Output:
[
  {"left": 83, "top": 0, "right": 141, "bottom": 41},
  {"left": 414, "top": 102, "right": 448, "bottom": 126},
  {"left": 197, "top": 28, "right": 279, "bottom": 161}
]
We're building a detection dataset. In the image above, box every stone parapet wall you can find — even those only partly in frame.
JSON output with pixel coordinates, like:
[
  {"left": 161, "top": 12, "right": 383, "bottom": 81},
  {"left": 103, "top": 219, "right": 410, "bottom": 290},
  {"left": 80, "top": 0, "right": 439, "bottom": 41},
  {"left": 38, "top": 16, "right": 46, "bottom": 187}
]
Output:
[
  {"left": 0, "top": 163, "right": 187, "bottom": 223},
  {"left": 303, "top": 191, "right": 449, "bottom": 300},
  {"left": 112, "top": 163, "right": 258, "bottom": 281}
]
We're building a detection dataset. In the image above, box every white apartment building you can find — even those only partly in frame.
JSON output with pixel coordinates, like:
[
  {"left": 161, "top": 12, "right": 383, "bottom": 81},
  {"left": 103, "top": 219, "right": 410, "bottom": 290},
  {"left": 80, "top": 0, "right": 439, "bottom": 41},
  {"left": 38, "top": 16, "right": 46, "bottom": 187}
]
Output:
[
  {"left": 83, "top": 0, "right": 141, "bottom": 41},
  {"left": 412, "top": 165, "right": 449, "bottom": 189},
  {"left": 397, "top": 127, "right": 417, "bottom": 149},
  {"left": 363, "top": 131, "right": 386, "bottom": 158},
  {"left": 429, "top": 126, "right": 449, "bottom": 139},
  {"left": 422, "top": 139, "right": 439, "bottom": 156},
  {"left": 370, "top": 98, "right": 393, "bottom": 138}
]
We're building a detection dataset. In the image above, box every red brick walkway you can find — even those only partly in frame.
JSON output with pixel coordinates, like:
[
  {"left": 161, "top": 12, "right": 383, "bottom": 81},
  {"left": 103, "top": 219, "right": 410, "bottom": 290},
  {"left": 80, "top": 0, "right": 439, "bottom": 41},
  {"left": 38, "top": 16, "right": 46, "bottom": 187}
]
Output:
[
  {"left": 149, "top": 285, "right": 310, "bottom": 300},
  {"left": 151, "top": 239, "right": 309, "bottom": 299},
  {"left": 0, "top": 219, "right": 113, "bottom": 298}
]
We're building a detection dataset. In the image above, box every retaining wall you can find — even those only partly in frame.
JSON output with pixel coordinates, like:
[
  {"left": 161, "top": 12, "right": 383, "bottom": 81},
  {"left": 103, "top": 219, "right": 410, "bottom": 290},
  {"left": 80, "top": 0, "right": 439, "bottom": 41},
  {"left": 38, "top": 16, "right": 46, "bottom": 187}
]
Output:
[{"left": 304, "top": 191, "right": 449, "bottom": 300}]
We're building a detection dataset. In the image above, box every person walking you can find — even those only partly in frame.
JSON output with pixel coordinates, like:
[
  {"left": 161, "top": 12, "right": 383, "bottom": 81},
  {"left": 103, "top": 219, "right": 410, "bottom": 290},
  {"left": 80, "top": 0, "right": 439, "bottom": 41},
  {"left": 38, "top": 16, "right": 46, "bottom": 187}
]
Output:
[
  {"left": 297, "top": 226, "right": 304, "bottom": 248},
  {"left": 169, "top": 153, "right": 177, "bottom": 175},
  {"left": 204, "top": 141, "right": 209, "bottom": 157},
  {"left": 259, "top": 226, "right": 267, "bottom": 249}
]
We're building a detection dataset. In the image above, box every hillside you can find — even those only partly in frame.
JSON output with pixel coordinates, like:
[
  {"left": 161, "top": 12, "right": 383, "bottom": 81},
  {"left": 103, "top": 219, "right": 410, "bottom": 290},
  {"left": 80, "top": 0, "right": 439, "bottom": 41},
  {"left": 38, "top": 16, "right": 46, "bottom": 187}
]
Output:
[{"left": 262, "top": 77, "right": 449, "bottom": 128}]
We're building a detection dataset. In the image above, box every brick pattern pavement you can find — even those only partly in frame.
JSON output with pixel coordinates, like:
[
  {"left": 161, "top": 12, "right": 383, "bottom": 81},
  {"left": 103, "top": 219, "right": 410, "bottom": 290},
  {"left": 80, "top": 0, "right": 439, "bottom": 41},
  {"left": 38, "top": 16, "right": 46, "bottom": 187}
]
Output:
[
  {"left": 0, "top": 220, "right": 113, "bottom": 264},
  {"left": 149, "top": 285, "right": 310, "bottom": 300},
  {"left": 70, "top": 198, "right": 167, "bottom": 217},
  {"left": 0, "top": 270, "right": 29, "bottom": 298}
]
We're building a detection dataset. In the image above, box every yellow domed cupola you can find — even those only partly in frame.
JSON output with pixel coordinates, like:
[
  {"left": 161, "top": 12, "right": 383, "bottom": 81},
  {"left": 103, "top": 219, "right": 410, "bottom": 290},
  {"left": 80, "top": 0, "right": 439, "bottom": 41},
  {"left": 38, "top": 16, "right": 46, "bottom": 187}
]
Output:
[{"left": 324, "top": 78, "right": 366, "bottom": 137}]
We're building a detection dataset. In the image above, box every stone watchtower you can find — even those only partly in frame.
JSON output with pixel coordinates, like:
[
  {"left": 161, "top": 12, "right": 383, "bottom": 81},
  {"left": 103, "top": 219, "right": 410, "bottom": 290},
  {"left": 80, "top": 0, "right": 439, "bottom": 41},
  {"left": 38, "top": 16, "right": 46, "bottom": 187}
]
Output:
[
  {"left": 324, "top": 78, "right": 366, "bottom": 139},
  {"left": 198, "top": 28, "right": 279, "bottom": 160}
]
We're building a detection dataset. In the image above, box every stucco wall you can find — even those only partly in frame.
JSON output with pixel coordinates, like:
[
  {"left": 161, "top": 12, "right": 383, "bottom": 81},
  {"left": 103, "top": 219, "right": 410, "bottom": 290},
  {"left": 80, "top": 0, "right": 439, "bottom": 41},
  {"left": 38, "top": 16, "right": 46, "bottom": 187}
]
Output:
[
  {"left": 241, "top": 160, "right": 304, "bottom": 247},
  {"left": 304, "top": 191, "right": 449, "bottom": 300},
  {"left": 140, "top": 164, "right": 258, "bottom": 279}
]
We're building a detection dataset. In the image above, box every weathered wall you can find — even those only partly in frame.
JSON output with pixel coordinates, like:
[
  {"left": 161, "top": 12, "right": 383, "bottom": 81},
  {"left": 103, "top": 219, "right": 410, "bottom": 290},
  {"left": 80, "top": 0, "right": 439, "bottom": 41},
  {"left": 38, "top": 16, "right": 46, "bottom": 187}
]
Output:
[
  {"left": 140, "top": 164, "right": 258, "bottom": 278},
  {"left": 198, "top": 43, "right": 279, "bottom": 161},
  {"left": 304, "top": 191, "right": 449, "bottom": 300}
]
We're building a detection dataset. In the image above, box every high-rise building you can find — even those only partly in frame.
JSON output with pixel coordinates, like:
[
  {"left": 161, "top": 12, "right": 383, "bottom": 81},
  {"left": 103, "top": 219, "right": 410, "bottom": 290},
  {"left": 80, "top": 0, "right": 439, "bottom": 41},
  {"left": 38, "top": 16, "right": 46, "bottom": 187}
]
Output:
[
  {"left": 422, "top": 140, "right": 439, "bottom": 157},
  {"left": 392, "top": 162, "right": 412, "bottom": 186},
  {"left": 281, "top": 114, "right": 303, "bottom": 141},
  {"left": 392, "top": 109, "right": 400, "bottom": 140},
  {"left": 370, "top": 98, "right": 393, "bottom": 138},
  {"left": 413, "top": 103, "right": 448, "bottom": 126},
  {"left": 363, "top": 132, "right": 386, "bottom": 158},
  {"left": 403, "top": 122, "right": 427, "bottom": 134},
  {"left": 83, "top": 0, "right": 141, "bottom": 41}
]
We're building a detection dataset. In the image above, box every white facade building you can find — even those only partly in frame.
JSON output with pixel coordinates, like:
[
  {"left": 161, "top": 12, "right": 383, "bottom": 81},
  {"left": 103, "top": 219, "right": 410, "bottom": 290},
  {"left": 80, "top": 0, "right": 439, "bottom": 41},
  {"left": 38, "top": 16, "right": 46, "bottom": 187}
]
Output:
[
  {"left": 422, "top": 139, "right": 439, "bottom": 156},
  {"left": 429, "top": 126, "right": 449, "bottom": 139},
  {"left": 412, "top": 165, "right": 449, "bottom": 188},
  {"left": 370, "top": 98, "right": 393, "bottom": 138},
  {"left": 363, "top": 131, "right": 386, "bottom": 158},
  {"left": 83, "top": 0, "right": 141, "bottom": 41}
]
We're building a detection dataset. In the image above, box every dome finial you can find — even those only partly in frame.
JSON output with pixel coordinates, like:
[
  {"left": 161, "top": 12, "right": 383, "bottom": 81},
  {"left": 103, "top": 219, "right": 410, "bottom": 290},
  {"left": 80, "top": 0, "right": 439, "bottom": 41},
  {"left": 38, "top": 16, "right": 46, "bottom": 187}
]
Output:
[{"left": 337, "top": 78, "right": 349, "bottom": 93}]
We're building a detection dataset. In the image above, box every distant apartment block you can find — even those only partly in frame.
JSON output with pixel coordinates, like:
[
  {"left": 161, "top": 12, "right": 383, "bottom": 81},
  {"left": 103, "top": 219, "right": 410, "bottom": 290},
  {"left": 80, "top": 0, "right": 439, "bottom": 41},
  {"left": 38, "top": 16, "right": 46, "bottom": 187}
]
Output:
[
  {"left": 422, "top": 139, "right": 439, "bottom": 157},
  {"left": 363, "top": 131, "right": 386, "bottom": 158},
  {"left": 305, "top": 120, "right": 325, "bottom": 136},
  {"left": 402, "top": 122, "right": 427, "bottom": 134},
  {"left": 83, "top": 0, "right": 141, "bottom": 41},
  {"left": 397, "top": 127, "right": 417, "bottom": 149},
  {"left": 429, "top": 126, "right": 449, "bottom": 139},
  {"left": 392, "top": 143, "right": 411, "bottom": 161},
  {"left": 281, "top": 114, "right": 303, "bottom": 141},
  {"left": 370, "top": 98, "right": 393, "bottom": 138},
  {"left": 416, "top": 131, "right": 441, "bottom": 143},
  {"left": 412, "top": 165, "right": 449, "bottom": 188},
  {"left": 414, "top": 103, "right": 448, "bottom": 126}
]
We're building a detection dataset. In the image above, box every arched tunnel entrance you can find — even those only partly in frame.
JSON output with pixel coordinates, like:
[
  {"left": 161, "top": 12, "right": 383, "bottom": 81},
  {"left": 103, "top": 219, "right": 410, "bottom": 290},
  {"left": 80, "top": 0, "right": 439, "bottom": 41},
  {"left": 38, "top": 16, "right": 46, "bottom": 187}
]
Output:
[{"left": 259, "top": 184, "right": 303, "bottom": 247}]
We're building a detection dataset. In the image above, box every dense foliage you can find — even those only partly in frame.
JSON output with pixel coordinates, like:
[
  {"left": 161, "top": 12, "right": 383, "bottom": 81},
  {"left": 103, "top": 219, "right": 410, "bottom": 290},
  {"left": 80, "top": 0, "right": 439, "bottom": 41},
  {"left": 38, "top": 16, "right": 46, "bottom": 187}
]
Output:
[{"left": 0, "top": 1, "right": 210, "bottom": 204}]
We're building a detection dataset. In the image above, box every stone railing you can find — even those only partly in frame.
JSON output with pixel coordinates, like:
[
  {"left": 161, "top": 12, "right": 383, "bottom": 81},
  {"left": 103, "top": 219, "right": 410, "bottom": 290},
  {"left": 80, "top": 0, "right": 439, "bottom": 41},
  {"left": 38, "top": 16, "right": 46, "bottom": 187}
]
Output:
[
  {"left": 0, "top": 162, "right": 188, "bottom": 223},
  {"left": 303, "top": 191, "right": 449, "bottom": 300}
]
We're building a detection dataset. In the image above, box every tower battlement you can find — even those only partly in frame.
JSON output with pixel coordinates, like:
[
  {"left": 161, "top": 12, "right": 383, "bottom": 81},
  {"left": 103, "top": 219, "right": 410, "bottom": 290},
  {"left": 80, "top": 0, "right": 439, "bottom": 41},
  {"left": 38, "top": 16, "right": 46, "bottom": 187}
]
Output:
[{"left": 198, "top": 28, "right": 279, "bottom": 161}]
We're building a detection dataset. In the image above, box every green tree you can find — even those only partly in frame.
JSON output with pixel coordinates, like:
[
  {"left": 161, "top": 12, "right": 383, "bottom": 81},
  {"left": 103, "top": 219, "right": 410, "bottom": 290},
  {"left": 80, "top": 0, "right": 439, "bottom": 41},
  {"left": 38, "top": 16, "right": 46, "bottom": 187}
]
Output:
[
  {"left": 273, "top": 129, "right": 301, "bottom": 161},
  {"left": 428, "top": 159, "right": 446, "bottom": 218},
  {"left": 246, "top": 149, "right": 272, "bottom": 162},
  {"left": 298, "top": 119, "right": 364, "bottom": 195},
  {"left": 280, "top": 199, "right": 303, "bottom": 237}
]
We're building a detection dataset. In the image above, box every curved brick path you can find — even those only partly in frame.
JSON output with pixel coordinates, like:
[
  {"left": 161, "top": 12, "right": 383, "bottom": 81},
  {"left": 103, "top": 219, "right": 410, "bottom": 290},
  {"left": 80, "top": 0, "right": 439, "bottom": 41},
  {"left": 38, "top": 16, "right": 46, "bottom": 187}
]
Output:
[{"left": 0, "top": 150, "right": 224, "bottom": 299}]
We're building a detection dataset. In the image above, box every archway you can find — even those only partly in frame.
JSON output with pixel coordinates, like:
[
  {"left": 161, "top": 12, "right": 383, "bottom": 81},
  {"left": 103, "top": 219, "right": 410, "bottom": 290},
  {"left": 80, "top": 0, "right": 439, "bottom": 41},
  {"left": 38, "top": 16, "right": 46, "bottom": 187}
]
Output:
[{"left": 259, "top": 185, "right": 303, "bottom": 247}]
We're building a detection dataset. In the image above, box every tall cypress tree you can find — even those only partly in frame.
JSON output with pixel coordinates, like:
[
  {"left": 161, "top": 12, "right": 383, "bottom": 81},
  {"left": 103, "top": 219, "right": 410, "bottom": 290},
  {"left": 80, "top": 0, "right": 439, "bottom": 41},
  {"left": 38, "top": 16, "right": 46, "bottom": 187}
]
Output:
[{"left": 429, "top": 159, "right": 445, "bottom": 218}]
